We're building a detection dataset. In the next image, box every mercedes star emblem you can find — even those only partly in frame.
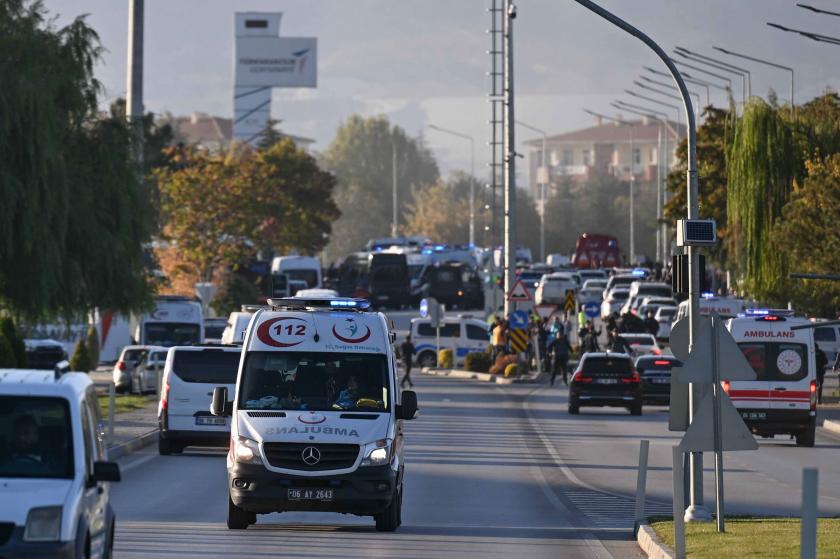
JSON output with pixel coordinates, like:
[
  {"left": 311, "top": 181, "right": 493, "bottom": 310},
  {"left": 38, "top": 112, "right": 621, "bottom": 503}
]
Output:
[{"left": 301, "top": 446, "right": 321, "bottom": 466}]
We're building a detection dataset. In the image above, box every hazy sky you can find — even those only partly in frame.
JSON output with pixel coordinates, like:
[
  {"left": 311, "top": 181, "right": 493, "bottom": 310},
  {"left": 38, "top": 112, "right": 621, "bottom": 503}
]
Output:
[{"left": 44, "top": 1, "right": 840, "bottom": 177}]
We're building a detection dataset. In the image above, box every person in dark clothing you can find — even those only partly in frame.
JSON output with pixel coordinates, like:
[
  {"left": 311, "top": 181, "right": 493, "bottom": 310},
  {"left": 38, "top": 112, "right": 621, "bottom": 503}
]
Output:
[
  {"left": 582, "top": 323, "right": 601, "bottom": 353},
  {"left": 550, "top": 335, "right": 572, "bottom": 386},
  {"left": 644, "top": 311, "right": 660, "bottom": 337},
  {"left": 400, "top": 335, "right": 416, "bottom": 388},
  {"left": 607, "top": 330, "right": 633, "bottom": 355},
  {"left": 816, "top": 344, "right": 828, "bottom": 404},
  {"left": 606, "top": 312, "right": 619, "bottom": 334}
]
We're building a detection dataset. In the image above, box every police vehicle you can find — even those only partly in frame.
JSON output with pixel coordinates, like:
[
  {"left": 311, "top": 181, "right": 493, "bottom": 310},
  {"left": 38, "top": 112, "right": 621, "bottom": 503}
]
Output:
[
  {"left": 409, "top": 316, "right": 490, "bottom": 368},
  {"left": 209, "top": 297, "right": 418, "bottom": 532},
  {"left": 725, "top": 309, "right": 817, "bottom": 447},
  {"left": 0, "top": 364, "right": 121, "bottom": 558}
]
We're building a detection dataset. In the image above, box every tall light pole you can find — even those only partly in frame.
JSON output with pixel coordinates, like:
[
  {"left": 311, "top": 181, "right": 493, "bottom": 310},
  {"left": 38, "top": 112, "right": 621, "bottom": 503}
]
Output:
[
  {"left": 675, "top": 47, "right": 751, "bottom": 99},
  {"left": 516, "top": 120, "right": 547, "bottom": 261},
  {"left": 583, "top": 110, "right": 636, "bottom": 263},
  {"left": 391, "top": 143, "right": 398, "bottom": 238},
  {"left": 713, "top": 46, "right": 795, "bottom": 118},
  {"left": 646, "top": 66, "right": 713, "bottom": 107},
  {"left": 502, "top": 0, "right": 517, "bottom": 317},
  {"left": 767, "top": 22, "right": 840, "bottom": 45},
  {"left": 635, "top": 80, "right": 701, "bottom": 120},
  {"left": 572, "top": 0, "right": 708, "bottom": 524},
  {"left": 126, "top": 0, "right": 144, "bottom": 167},
  {"left": 428, "top": 124, "right": 476, "bottom": 245},
  {"left": 641, "top": 75, "right": 707, "bottom": 107}
]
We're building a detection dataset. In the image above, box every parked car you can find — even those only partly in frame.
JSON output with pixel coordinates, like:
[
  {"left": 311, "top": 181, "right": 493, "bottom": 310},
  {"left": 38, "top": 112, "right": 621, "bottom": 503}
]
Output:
[
  {"left": 635, "top": 355, "right": 681, "bottom": 404},
  {"left": 130, "top": 346, "right": 167, "bottom": 394},
  {"left": 620, "top": 333, "right": 661, "bottom": 356},
  {"left": 410, "top": 316, "right": 489, "bottom": 368},
  {"left": 535, "top": 273, "right": 577, "bottom": 306},
  {"left": 23, "top": 339, "right": 67, "bottom": 370},
  {"left": 569, "top": 352, "right": 642, "bottom": 415},
  {"left": 112, "top": 345, "right": 153, "bottom": 393},
  {"left": 654, "top": 305, "right": 677, "bottom": 340},
  {"left": 601, "top": 287, "right": 630, "bottom": 318}
]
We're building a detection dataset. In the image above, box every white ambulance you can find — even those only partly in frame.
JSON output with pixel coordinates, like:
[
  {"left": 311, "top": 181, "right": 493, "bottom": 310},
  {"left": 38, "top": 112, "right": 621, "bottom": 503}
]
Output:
[
  {"left": 725, "top": 309, "right": 817, "bottom": 446},
  {"left": 209, "top": 297, "right": 417, "bottom": 532}
]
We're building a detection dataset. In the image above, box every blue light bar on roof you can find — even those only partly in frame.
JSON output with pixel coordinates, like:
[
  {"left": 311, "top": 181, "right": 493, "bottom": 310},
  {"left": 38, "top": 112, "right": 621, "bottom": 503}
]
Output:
[
  {"left": 701, "top": 292, "right": 715, "bottom": 299},
  {"left": 744, "top": 308, "right": 795, "bottom": 317},
  {"left": 632, "top": 268, "right": 647, "bottom": 277}
]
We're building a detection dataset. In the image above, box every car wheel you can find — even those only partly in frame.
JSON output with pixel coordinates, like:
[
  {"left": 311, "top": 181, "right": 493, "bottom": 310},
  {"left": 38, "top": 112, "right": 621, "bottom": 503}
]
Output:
[
  {"left": 796, "top": 426, "right": 815, "bottom": 447},
  {"left": 227, "top": 496, "right": 252, "bottom": 530},
  {"left": 417, "top": 351, "right": 437, "bottom": 368},
  {"left": 630, "top": 402, "right": 643, "bottom": 416},
  {"left": 374, "top": 490, "right": 400, "bottom": 532},
  {"left": 158, "top": 437, "right": 172, "bottom": 455},
  {"left": 103, "top": 519, "right": 115, "bottom": 559},
  {"left": 568, "top": 397, "right": 580, "bottom": 415}
]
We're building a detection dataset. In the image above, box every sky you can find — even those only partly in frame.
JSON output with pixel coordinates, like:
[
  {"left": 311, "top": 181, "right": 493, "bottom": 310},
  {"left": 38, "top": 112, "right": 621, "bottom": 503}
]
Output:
[{"left": 44, "top": 0, "right": 840, "bottom": 178}]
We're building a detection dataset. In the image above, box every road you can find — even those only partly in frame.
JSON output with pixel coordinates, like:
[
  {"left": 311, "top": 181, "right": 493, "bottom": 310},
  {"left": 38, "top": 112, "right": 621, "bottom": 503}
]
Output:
[{"left": 110, "top": 373, "right": 644, "bottom": 559}]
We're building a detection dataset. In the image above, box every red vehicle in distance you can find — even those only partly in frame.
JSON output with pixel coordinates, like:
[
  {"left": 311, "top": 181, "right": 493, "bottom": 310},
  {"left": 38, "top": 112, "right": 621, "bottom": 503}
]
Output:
[{"left": 572, "top": 233, "right": 621, "bottom": 269}]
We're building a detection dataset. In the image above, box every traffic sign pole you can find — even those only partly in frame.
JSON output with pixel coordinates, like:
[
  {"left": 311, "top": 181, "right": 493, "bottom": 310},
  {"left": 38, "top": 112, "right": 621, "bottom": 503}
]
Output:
[{"left": 711, "top": 314, "right": 724, "bottom": 532}]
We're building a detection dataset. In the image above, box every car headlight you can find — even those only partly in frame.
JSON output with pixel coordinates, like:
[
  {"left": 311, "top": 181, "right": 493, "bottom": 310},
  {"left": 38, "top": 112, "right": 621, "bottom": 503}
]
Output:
[
  {"left": 233, "top": 436, "right": 262, "bottom": 465},
  {"left": 361, "top": 438, "right": 392, "bottom": 467},
  {"left": 24, "top": 506, "right": 62, "bottom": 542}
]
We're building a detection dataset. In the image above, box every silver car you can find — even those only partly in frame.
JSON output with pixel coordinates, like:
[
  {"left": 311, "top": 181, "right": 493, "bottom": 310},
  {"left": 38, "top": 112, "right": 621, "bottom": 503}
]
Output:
[
  {"left": 130, "top": 346, "right": 168, "bottom": 394},
  {"left": 113, "top": 345, "right": 155, "bottom": 393}
]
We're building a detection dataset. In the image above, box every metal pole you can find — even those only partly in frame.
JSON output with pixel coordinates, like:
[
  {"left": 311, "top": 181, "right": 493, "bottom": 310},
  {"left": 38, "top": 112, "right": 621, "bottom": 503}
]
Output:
[
  {"left": 571, "top": 0, "right": 705, "bottom": 523},
  {"left": 502, "top": 0, "right": 517, "bottom": 318},
  {"left": 656, "top": 126, "right": 662, "bottom": 264},
  {"left": 540, "top": 131, "right": 546, "bottom": 261},
  {"left": 108, "top": 381, "right": 116, "bottom": 448},
  {"left": 635, "top": 439, "right": 650, "bottom": 525},
  {"left": 470, "top": 136, "right": 476, "bottom": 246},
  {"left": 662, "top": 122, "right": 669, "bottom": 264},
  {"left": 713, "top": 47, "right": 795, "bottom": 119},
  {"left": 629, "top": 125, "right": 635, "bottom": 265},
  {"left": 392, "top": 143, "right": 398, "bottom": 237},
  {"left": 126, "top": 0, "right": 144, "bottom": 167},
  {"left": 672, "top": 445, "right": 687, "bottom": 559},
  {"left": 801, "top": 468, "right": 818, "bottom": 559},
  {"left": 711, "top": 314, "right": 725, "bottom": 531}
]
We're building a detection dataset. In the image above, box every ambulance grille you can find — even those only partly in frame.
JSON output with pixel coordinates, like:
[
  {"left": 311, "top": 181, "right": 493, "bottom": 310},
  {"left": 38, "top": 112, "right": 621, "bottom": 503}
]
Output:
[
  {"left": 246, "top": 411, "right": 286, "bottom": 418},
  {"left": 263, "top": 442, "right": 360, "bottom": 471}
]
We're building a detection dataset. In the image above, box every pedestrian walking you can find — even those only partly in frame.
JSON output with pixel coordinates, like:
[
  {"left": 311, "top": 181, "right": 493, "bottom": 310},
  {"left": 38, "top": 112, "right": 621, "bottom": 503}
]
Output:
[
  {"left": 816, "top": 344, "right": 828, "bottom": 404},
  {"left": 607, "top": 330, "right": 633, "bottom": 355},
  {"left": 400, "top": 335, "right": 416, "bottom": 388},
  {"left": 550, "top": 334, "right": 572, "bottom": 386},
  {"left": 491, "top": 317, "right": 506, "bottom": 363},
  {"left": 644, "top": 311, "right": 659, "bottom": 337}
]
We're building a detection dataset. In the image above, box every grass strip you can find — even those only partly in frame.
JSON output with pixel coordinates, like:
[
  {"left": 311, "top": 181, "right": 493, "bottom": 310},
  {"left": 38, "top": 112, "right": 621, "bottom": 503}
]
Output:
[{"left": 97, "top": 394, "right": 152, "bottom": 415}]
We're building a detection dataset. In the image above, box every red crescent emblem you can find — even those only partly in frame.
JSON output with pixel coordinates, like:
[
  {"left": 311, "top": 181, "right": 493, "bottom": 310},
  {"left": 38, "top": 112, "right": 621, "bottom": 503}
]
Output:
[
  {"left": 256, "top": 317, "right": 307, "bottom": 348},
  {"left": 332, "top": 324, "right": 371, "bottom": 344}
]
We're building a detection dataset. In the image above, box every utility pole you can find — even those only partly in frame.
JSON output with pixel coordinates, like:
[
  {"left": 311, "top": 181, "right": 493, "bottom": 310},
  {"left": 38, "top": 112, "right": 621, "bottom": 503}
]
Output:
[
  {"left": 391, "top": 143, "right": 398, "bottom": 238},
  {"left": 126, "top": 0, "right": 144, "bottom": 167},
  {"left": 655, "top": 126, "right": 662, "bottom": 263},
  {"left": 502, "top": 0, "right": 517, "bottom": 317},
  {"left": 629, "top": 124, "right": 635, "bottom": 265}
]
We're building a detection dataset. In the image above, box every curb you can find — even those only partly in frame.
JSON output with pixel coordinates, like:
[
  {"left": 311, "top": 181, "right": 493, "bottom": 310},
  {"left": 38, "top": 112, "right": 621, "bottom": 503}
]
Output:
[
  {"left": 636, "top": 522, "right": 675, "bottom": 559},
  {"left": 108, "top": 429, "right": 158, "bottom": 461},
  {"left": 823, "top": 419, "right": 840, "bottom": 435},
  {"left": 421, "top": 367, "right": 542, "bottom": 385}
]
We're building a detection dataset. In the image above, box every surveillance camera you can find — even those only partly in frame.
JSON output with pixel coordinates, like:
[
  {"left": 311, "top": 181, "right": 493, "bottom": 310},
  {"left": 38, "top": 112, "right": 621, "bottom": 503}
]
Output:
[{"left": 508, "top": 4, "right": 517, "bottom": 18}]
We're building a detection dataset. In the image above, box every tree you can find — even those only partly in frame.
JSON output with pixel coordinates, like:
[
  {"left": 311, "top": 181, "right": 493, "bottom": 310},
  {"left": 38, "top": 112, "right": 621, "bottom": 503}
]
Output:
[
  {"left": 69, "top": 339, "right": 92, "bottom": 373},
  {"left": 156, "top": 139, "right": 339, "bottom": 284},
  {"left": 0, "top": 1, "right": 155, "bottom": 318},
  {"left": 0, "top": 332, "right": 15, "bottom": 368},
  {"left": 0, "top": 317, "right": 26, "bottom": 367},
  {"left": 403, "top": 173, "right": 473, "bottom": 243},
  {"left": 85, "top": 325, "right": 100, "bottom": 368},
  {"left": 211, "top": 271, "right": 262, "bottom": 317},
  {"left": 772, "top": 155, "right": 840, "bottom": 316},
  {"left": 321, "top": 115, "right": 439, "bottom": 261}
]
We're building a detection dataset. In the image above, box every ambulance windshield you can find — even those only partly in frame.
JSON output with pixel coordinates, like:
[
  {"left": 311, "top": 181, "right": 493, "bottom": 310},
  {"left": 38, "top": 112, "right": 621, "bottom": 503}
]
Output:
[{"left": 240, "top": 352, "right": 390, "bottom": 412}]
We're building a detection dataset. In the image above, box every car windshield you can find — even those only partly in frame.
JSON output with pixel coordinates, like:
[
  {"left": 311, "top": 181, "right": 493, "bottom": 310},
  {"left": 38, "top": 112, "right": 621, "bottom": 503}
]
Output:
[
  {"left": 173, "top": 350, "right": 241, "bottom": 384},
  {"left": 204, "top": 324, "right": 226, "bottom": 339},
  {"left": 240, "top": 351, "right": 390, "bottom": 412},
  {"left": 623, "top": 335, "right": 655, "bottom": 346},
  {"left": 122, "top": 349, "right": 146, "bottom": 363},
  {"left": 610, "top": 291, "right": 629, "bottom": 301},
  {"left": 145, "top": 323, "right": 201, "bottom": 346},
  {"left": 284, "top": 269, "right": 319, "bottom": 288},
  {"left": 0, "top": 396, "right": 73, "bottom": 479}
]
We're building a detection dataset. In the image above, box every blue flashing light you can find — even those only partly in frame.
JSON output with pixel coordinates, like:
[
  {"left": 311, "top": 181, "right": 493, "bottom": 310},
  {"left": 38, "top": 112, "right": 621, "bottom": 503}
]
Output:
[
  {"left": 745, "top": 308, "right": 770, "bottom": 316},
  {"left": 330, "top": 299, "right": 359, "bottom": 308},
  {"left": 421, "top": 248, "right": 434, "bottom": 255},
  {"left": 701, "top": 292, "right": 716, "bottom": 299},
  {"left": 434, "top": 244, "right": 447, "bottom": 251},
  {"left": 632, "top": 268, "right": 647, "bottom": 277}
]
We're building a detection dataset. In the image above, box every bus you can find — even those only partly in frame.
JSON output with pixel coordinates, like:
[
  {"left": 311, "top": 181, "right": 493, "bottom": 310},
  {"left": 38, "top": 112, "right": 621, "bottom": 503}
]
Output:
[{"left": 572, "top": 233, "right": 621, "bottom": 269}]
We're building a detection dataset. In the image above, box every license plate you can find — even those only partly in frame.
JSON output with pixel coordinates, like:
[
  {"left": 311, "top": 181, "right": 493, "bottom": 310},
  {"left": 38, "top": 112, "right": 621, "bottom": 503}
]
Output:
[
  {"left": 195, "top": 416, "right": 226, "bottom": 426},
  {"left": 288, "top": 488, "right": 334, "bottom": 501},
  {"left": 741, "top": 412, "right": 766, "bottom": 420},
  {"left": 596, "top": 378, "right": 619, "bottom": 384},
  {"left": 652, "top": 378, "right": 670, "bottom": 384}
]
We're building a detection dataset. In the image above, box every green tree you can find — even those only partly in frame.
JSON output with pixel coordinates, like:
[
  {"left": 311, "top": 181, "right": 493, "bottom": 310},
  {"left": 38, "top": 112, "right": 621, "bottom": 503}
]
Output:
[
  {"left": 211, "top": 271, "right": 262, "bottom": 317},
  {"left": 0, "top": 317, "right": 26, "bottom": 367},
  {"left": 321, "top": 115, "right": 439, "bottom": 260},
  {"left": 772, "top": 155, "right": 840, "bottom": 316},
  {"left": 0, "top": 1, "right": 154, "bottom": 317},
  {"left": 403, "top": 173, "right": 474, "bottom": 243},
  {"left": 0, "top": 332, "right": 15, "bottom": 368},
  {"left": 85, "top": 325, "right": 100, "bottom": 367},
  {"left": 69, "top": 339, "right": 92, "bottom": 373}
]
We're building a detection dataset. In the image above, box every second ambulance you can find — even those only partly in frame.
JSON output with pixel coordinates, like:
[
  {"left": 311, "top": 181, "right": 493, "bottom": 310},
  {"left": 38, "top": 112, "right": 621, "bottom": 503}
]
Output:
[{"left": 726, "top": 309, "right": 817, "bottom": 447}]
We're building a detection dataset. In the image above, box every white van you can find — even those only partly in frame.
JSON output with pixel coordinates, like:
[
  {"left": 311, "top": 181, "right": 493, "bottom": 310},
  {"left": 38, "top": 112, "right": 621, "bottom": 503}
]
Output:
[
  {"left": 135, "top": 296, "right": 203, "bottom": 347},
  {"left": 534, "top": 273, "right": 577, "bottom": 306},
  {"left": 725, "top": 309, "right": 817, "bottom": 446},
  {"left": 209, "top": 297, "right": 417, "bottom": 532},
  {"left": 0, "top": 366, "right": 121, "bottom": 558},
  {"left": 157, "top": 345, "right": 242, "bottom": 455},
  {"left": 221, "top": 311, "right": 254, "bottom": 345},
  {"left": 674, "top": 296, "right": 751, "bottom": 323},
  {"left": 271, "top": 256, "right": 322, "bottom": 289},
  {"left": 410, "top": 316, "right": 489, "bottom": 367},
  {"left": 811, "top": 319, "right": 840, "bottom": 368}
]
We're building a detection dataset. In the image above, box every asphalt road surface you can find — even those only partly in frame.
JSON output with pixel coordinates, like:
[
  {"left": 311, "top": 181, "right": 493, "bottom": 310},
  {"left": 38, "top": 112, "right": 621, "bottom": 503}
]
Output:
[{"left": 110, "top": 373, "right": 644, "bottom": 559}]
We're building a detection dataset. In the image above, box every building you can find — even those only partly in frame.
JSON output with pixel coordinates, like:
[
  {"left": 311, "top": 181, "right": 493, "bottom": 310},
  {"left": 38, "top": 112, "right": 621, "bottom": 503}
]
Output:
[
  {"left": 163, "top": 112, "right": 315, "bottom": 153},
  {"left": 523, "top": 116, "right": 685, "bottom": 200}
]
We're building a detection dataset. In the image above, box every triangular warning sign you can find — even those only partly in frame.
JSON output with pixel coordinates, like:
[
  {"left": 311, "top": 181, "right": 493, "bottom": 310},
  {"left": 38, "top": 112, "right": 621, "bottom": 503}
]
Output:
[
  {"left": 535, "top": 304, "right": 557, "bottom": 319},
  {"left": 507, "top": 279, "right": 532, "bottom": 302},
  {"left": 679, "top": 390, "right": 758, "bottom": 452},
  {"left": 677, "top": 314, "right": 757, "bottom": 384}
]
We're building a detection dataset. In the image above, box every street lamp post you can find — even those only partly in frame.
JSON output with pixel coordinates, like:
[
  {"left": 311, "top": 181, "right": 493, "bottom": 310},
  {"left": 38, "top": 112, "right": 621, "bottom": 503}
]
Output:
[
  {"left": 126, "top": 0, "right": 144, "bottom": 167},
  {"left": 641, "top": 75, "right": 708, "bottom": 107},
  {"left": 636, "top": 79, "right": 701, "bottom": 119},
  {"left": 767, "top": 22, "right": 840, "bottom": 46},
  {"left": 673, "top": 60, "right": 735, "bottom": 105},
  {"left": 713, "top": 46, "right": 795, "bottom": 118},
  {"left": 583, "top": 110, "right": 636, "bottom": 263},
  {"left": 515, "top": 120, "right": 548, "bottom": 262},
  {"left": 502, "top": 0, "right": 516, "bottom": 318},
  {"left": 675, "top": 47, "right": 751, "bottom": 99},
  {"left": 428, "top": 124, "right": 477, "bottom": 246},
  {"left": 646, "top": 66, "right": 713, "bottom": 107}
]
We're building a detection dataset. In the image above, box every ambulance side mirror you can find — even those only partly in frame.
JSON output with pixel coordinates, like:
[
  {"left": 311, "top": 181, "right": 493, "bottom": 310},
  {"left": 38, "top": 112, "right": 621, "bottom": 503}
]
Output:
[
  {"left": 398, "top": 390, "right": 418, "bottom": 420},
  {"left": 210, "top": 387, "right": 232, "bottom": 417}
]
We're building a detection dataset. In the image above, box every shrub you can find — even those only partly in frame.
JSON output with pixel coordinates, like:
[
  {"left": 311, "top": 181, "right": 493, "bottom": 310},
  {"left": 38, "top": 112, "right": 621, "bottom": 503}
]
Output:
[
  {"left": 504, "top": 363, "right": 519, "bottom": 378},
  {"left": 0, "top": 333, "right": 15, "bottom": 367},
  {"left": 490, "top": 354, "right": 517, "bottom": 375},
  {"left": 85, "top": 325, "right": 100, "bottom": 367},
  {"left": 438, "top": 348, "right": 454, "bottom": 369},
  {"left": 464, "top": 351, "right": 492, "bottom": 373},
  {"left": 70, "top": 339, "right": 93, "bottom": 372},
  {"left": 0, "top": 317, "right": 26, "bottom": 367}
]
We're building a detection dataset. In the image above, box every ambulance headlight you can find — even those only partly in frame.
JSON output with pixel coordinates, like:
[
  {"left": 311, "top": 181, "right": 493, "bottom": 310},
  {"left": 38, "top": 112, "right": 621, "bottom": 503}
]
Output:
[
  {"left": 233, "top": 436, "right": 262, "bottom": 465},
  {"left": 361, "top": 439, "right": 392, "bottom": 467},
  {"left": 24, "top": 506, "right": 62, "bottom": 542}
]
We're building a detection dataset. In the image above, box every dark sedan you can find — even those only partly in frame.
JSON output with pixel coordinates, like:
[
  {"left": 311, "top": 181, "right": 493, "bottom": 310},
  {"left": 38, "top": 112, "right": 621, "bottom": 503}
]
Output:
[
  {"left": 568, "top": 352, "right": 642, "bottom": 415},
  {"left": 635, "top": 355, "right": 682, "bottom": 405}
]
